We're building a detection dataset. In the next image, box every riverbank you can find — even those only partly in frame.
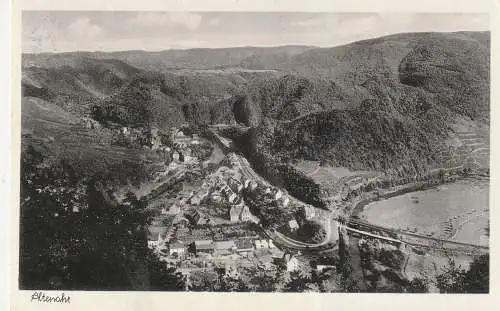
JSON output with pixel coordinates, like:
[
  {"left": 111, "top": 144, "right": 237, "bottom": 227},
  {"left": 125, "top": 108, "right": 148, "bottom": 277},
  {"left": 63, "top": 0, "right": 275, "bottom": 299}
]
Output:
[
  {"left": 349, "top": 172, "right": 480, "bottom": 218},
  {"left": 357, "top": 176, "right": 489, "bottom": 245}
]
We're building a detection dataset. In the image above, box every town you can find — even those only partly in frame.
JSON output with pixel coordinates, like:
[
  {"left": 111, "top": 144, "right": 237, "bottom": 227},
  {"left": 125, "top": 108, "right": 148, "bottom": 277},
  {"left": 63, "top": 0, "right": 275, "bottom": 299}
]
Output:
[{"left": 137, "top": 124, "right": 338, "bottom": 290}]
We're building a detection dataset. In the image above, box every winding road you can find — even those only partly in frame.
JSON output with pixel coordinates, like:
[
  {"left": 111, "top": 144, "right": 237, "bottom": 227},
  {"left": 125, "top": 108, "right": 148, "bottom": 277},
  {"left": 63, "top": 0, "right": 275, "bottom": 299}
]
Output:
[{"left": 210, "top": 127, "right": 489, "bottom": 256}]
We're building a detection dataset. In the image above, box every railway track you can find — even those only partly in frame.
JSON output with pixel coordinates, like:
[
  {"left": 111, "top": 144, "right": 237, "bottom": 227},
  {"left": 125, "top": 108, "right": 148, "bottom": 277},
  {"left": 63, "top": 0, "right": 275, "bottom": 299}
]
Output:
[{"left": 346, "top": 219, "right": 489, "bottom": 255}]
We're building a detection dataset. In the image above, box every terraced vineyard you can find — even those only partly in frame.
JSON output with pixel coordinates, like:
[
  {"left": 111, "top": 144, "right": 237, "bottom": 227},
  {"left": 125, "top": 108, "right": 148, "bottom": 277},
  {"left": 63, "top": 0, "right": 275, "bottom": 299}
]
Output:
[
  {"left": 455, "top": 131, "right": 490, "bottom": 168},
  {"left": 428, "top": 129, "right": 489, "bottom": 173}
]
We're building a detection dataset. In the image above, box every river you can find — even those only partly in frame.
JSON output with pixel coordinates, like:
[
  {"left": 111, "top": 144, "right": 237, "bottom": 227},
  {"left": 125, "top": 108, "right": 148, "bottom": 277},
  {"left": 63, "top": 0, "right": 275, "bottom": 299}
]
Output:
[{"left": 359, "top": 177, "right": 489, "bottom": 246}]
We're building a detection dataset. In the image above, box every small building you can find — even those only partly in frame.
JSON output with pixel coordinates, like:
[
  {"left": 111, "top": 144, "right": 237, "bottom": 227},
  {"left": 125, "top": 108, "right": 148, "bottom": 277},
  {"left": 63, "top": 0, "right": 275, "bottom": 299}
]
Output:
[
  {"left": 169, "top": 242, "right": 186, "bottom": 257},
  {"left": 240, "top": 206, "right": 253, "bottom": 222},
  {"left": 214, "top": 240, "right": 237, "bottom": 256},
  {"left": 175, "top": 130, "right": 190, "bottom": 142},
  {"left": 229, "top": 205, "right": 243, "bottom": 223},
  {"left": 303, "top": 205, "right": 315, "bottom": 220},
  {"left": 147, "top": 226, "right": 167, "bottom": 249},
  {"left": 193, "top": 240, "right": 215, "bottom": 255},
  {"left": 316, "top": 265, "right": 336, "bottom": 273},
  {"left": 288, "top": 219, "right": 300, "bottom": 232},
  {"left": 148, "top": 232, "right": 161, "bottom": 249},
  {"left": 260, "top": 240, "right": 269, "bottom": 249},
  {"left": 255, "top": 239, "right": 269, "bottom": 249},
  {"left": 211, "top": 193, "right": 223, "bottom": 204},
  {"left": 235, "top": 239, "right": 254, "bottom": 255},
  {"left": 274, "top": 189, "right": 283, "bottom": 200},
  {"left": 241, "top": 178, "right": 251, "bottom": 189}
]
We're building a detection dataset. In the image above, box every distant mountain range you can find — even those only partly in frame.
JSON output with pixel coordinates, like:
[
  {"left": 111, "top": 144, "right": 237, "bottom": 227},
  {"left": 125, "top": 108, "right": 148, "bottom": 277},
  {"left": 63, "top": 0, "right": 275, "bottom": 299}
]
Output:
[{"left": 21, "top": 31, "right": 490, "bottom": 185}]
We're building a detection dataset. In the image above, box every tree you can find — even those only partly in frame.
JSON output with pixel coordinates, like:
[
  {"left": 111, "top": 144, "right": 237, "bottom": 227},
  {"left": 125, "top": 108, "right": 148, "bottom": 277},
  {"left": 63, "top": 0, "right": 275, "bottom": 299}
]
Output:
[
  {"left": 246, "top": 265, "right": 281, "bottom": 292},
  {"left": 188, "top": 270, "right": 219, "bottom": 291},
  {"left": 218, "top": 270, "right": 250, "bottom": 292},
  {"left": 283, "top": 271, "right": 314, "bottom": 292},
  {"left": 436, "top": 255, "right": 489, "bottom": 293},
  {"left": 463, "top": 254, "right": 489, "bottom": 293},
  {"left": 19, "top": 147, "right": 183, "bottom": 291},
  {"left": 405, "top": 277, "right": 429, "bottom": 293}
]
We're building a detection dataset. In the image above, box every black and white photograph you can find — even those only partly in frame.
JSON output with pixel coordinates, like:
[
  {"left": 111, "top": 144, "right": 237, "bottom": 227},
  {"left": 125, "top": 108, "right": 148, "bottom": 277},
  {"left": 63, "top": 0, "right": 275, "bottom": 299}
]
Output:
[{"left": 19, "top": 11, "right": 490, "bottom": 294}]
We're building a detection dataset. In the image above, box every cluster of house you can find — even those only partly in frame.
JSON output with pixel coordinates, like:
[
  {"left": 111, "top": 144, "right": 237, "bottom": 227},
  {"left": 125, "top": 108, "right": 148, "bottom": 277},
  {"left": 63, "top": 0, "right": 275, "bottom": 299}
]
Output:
[
  {"left": 170, "top": 129, "right": 203, "bottom": 163},
  {"left": 156, "top": 237, "right": 280, "bottom": 259}
]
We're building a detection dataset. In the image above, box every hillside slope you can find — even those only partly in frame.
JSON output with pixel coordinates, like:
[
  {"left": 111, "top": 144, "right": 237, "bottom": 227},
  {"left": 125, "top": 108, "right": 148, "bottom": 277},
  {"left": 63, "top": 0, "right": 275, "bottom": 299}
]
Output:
[
  {"left": 21, "top": 31, "right": 490, "bottom": 196},
  {"left": 236, "top": 32, "right": 490, "bottom": 200}
]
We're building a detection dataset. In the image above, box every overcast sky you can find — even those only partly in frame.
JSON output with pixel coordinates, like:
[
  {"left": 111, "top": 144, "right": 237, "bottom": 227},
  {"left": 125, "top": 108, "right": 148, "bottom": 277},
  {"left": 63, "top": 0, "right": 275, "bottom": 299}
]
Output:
[{"left": 22, "top": 12, "right": 489, "bottom": 53}]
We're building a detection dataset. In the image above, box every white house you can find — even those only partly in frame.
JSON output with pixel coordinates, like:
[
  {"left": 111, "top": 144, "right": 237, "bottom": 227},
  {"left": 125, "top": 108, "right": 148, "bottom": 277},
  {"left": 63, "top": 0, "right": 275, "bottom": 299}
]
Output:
[
  {"left": 285, "top": 255, "right": 300, "bottom": 272},
  {"left": 169, "top": 242, "right": 186, "bottom": 257},
  {"left": 211, "top": 193, "right": 223, "bottom": 204},
  {"left": 316, "top": 265, "right": 336, "bottom": 273},
  {"left": 228, "top": 193, "right": 238, "bottom": 204},
  {"left": 303, "top": 205, "right": 315, "bottom": 220},
  {"left": 148, "top": 227, "right": 166, "bottom": 250},
  {"left": 260, "top": 240, "right": 269, "bottom": 249},
  {"left": 288, "top": 219, "right": 300, "bottom": 231},
  {"left": 229, "top": 205, "right": 242, "bottom": 223},
  {"left": 255, "top": 239, "right": 269, "bottom": 249},
  {"left": 254, "top": 240, "right": 263, "bottom": 249}
]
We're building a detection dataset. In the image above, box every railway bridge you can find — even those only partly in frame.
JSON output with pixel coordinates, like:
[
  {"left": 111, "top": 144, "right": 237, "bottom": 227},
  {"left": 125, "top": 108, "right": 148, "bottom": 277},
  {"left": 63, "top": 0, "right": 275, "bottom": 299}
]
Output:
[{"left": 345, "top": 219, "right": 489, "bottom": 256}]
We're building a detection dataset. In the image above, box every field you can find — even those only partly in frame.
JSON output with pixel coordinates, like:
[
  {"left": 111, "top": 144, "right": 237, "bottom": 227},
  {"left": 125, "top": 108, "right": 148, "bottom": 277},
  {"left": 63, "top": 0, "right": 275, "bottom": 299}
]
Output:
[
  {"left": 360, "top": 177, "right": 489, "bottom": 246},
  {"left": 293, "top": 159, "right": 378, "bottom": 191}
]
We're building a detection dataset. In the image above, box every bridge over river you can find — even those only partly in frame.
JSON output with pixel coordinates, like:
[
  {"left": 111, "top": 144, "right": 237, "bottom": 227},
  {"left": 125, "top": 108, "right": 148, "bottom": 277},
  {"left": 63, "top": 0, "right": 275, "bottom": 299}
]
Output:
[
  {"left": 345, "top": 219, "right": 489, "bottom": 256},
  {"left": 206, "top": 126, "right": 488, "bottom": 257}
]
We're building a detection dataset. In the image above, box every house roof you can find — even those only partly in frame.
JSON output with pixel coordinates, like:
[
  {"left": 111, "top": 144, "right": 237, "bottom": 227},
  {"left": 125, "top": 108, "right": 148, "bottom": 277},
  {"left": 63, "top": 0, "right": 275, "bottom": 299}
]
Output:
[
  {"left": 215, "top": 241, "right": 236, "bottom": 250},
  {"left": 170, "top": 242, "right": 185, "bottom": 249},
  {"left": 194, "top": 240, "right": 214, "bottom": 250},
  {"left": 230, "top": 205, "right": 243, "bottom": 216},
  {"left": 288, "top": 219, "right": 299, "bottom": 228},
  {"left": 235, "top": 239, "right": 254, "bottom": 250},
  {"left": 148, "top": 226, "right": 167, "bottom": 241},
  {"left": 255, "top": 239, "right": 269, "bottom": 249}
]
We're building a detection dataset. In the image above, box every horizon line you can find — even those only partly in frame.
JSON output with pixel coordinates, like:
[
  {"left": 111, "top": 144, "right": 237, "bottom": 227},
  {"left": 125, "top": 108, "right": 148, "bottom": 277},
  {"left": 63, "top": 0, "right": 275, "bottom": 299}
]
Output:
[{"left": 22, "top": 29, "right": 489, "bottom": 55}]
